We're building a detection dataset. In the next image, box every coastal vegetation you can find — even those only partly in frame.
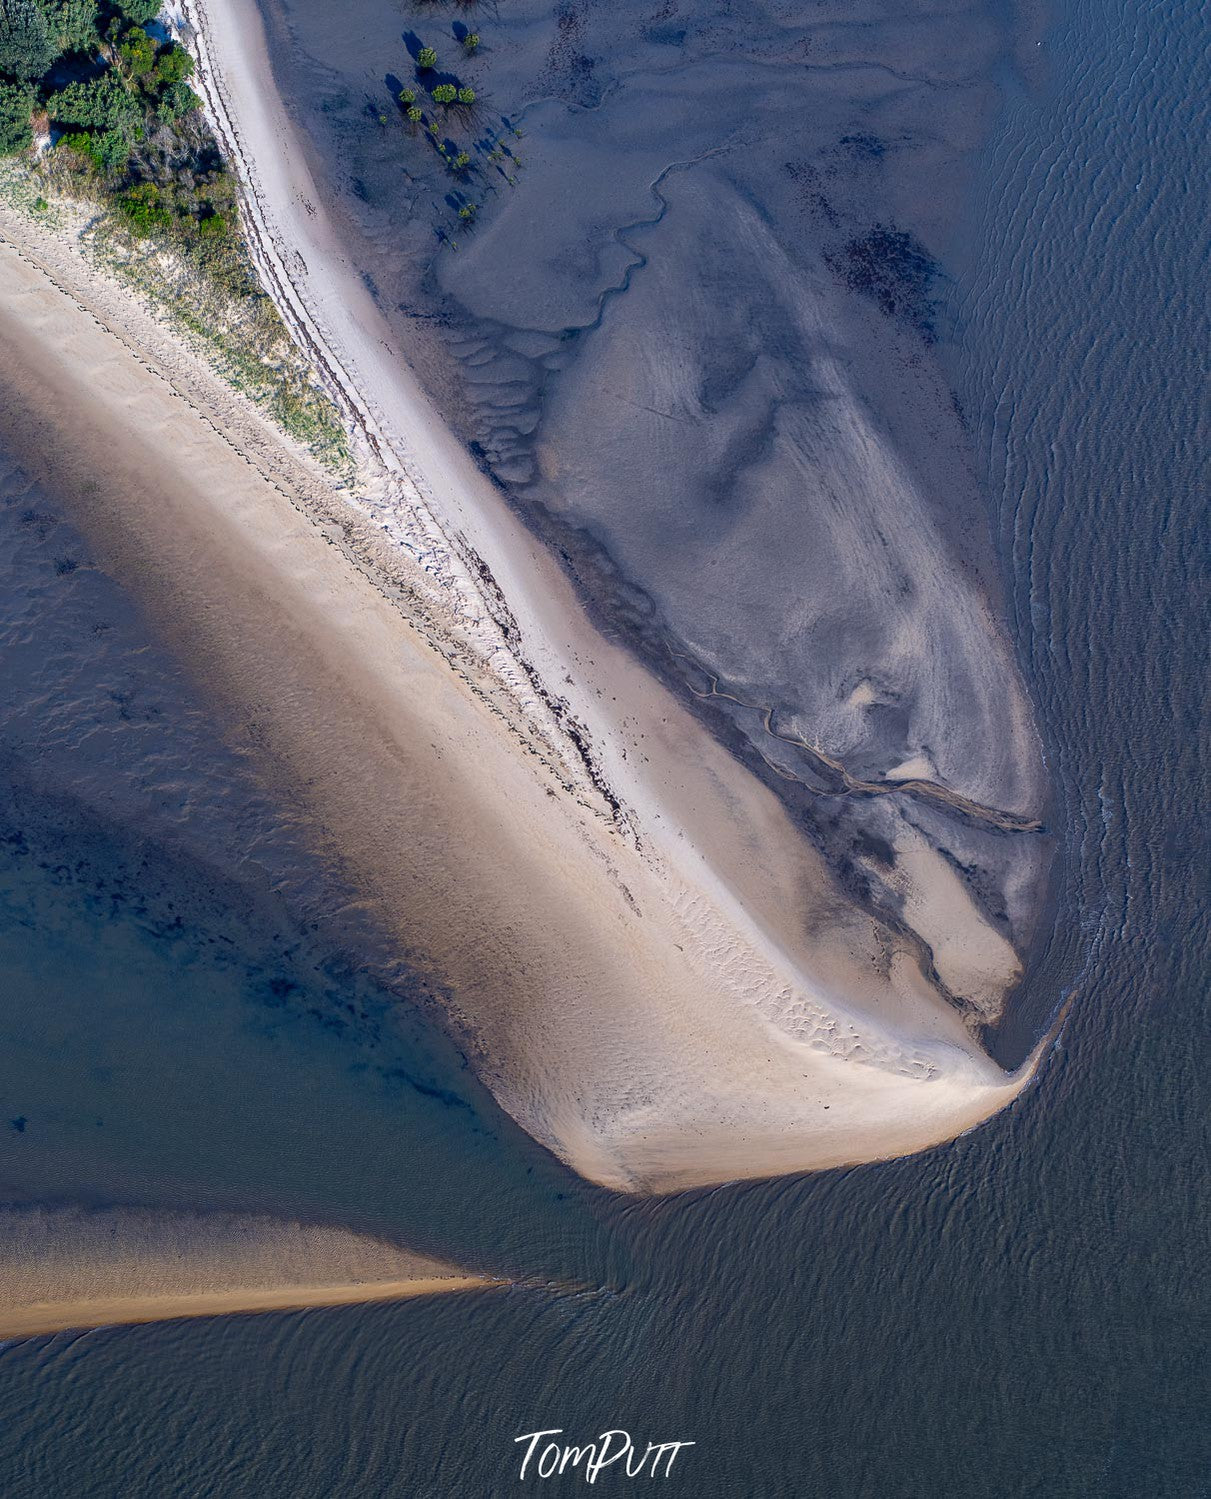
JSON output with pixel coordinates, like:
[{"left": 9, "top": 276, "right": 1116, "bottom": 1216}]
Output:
[
  {"left": 393, "top": 26, "right": 522, "bottom": 242},
  {"left": 0, "top": 0, "right": 350, "bottom": 470},
  {"left": 0, "top": 77, "right": 33, "bottom": 150},
  {"left": 0, "top": 0, "right": 228, "bottom": 254}
]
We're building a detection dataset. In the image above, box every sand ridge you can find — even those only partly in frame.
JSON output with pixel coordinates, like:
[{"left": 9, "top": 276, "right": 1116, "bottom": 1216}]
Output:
[
  {"left": 0, "top": 99, "right": 1040, "bottom": 1192},
  {"left": 0, "top": 1204, "right": 494, "bottom": 1339}
]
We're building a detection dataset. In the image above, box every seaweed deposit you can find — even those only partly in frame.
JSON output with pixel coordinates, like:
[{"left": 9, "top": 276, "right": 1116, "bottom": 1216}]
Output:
[{"left": 825, "top": 224, "right": 939, "bottom": 339}]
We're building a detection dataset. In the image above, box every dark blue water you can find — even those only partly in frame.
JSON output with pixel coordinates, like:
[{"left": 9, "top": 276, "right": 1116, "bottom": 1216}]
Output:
[{"left": 1, "top": 0, "right": 1207, "bottom": 1494}]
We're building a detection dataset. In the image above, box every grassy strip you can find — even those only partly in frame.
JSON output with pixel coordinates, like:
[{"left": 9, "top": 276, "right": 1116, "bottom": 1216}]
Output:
[{"left": 0, "top": 156, "right": 353, "bottom": 477}]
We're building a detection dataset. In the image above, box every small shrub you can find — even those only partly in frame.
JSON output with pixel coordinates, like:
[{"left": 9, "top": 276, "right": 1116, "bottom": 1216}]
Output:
[
  {"left": 457, "top": 203, "right": 476, "bottom": 220},
  {"left": 456, "top": 86, "right": 475, "bottom": 105},
  {"left": 463, "top": 33, "right": 479, "bottom": 52},
  {"left": 57, "top": 124, "right": 128, "bottom": 171},
  {"left": 431, "top": 83, "right": 456, "bottom": 104},
  {"left": 398, "top": 87, "right": 415, "bottom": 105},
  {"left": 117, "top": 180, "right": 173, "bottom": 233},
  {"left": 452, "top": 149, "right": 469, "bottom": 170},
  {"left": 406, "top": 105, "right": 422, "bottom": 123},
  {"left": 56, "top": 127, "right": 96, "bottom": 161},
  {"left": 417, "top": 46, "right": 437, "bottom": 69}
]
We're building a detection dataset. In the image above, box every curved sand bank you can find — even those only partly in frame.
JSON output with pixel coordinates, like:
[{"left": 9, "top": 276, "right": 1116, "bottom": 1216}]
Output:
[
  {"left": 0, "top": 110, "right": 1038, "bottom": 1188},
  {"left": 0, "top": 1205, "right": 489, "bottom": 1339}
]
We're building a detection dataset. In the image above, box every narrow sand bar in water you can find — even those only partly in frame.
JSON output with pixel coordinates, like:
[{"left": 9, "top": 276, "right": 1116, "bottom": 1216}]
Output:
[
  {"left": 0, "top": 1207, "right": 492, "bottom": 1339},
  {"left": 0, "top": 159, "right": 1036, "bottom": 1192}
]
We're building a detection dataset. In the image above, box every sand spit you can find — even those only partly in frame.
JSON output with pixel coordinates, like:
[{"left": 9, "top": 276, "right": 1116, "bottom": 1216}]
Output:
[
  {"left": 0, "top": 80, "right": 1038, "bottom": 1190},
  {"left": 0, "top": 1205, "right": 491, "bottom": 1339}
]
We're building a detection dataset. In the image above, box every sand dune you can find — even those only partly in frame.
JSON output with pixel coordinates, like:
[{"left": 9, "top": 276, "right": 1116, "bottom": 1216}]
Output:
[
  {"left": 0, "top": 1204, "right": 490, "bottom": 1339},
  {"left": 0, "top": 62, "right": 1040, "bottom": 1192}
]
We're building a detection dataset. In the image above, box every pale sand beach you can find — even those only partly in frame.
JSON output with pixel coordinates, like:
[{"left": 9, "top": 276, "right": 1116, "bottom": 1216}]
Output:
[
  {"left": 0, "top": 1205, "right": 490, "bottom": 1339},
  {"left": 0, "top": 3, "right": 1045, "bottom": 1194}
]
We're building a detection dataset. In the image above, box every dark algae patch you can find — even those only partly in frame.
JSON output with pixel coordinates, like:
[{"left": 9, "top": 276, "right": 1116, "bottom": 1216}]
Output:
[{"left": 825, "top": 224, "right": 939, "bottom": 341}]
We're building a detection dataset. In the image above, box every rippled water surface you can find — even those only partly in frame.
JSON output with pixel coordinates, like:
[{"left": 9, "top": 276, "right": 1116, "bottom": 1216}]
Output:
[{"left": 1, "top": 0, "right": 1207, "bottom": 1493}]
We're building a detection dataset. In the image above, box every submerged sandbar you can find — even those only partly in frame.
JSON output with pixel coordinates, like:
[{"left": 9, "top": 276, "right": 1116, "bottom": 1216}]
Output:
[{"left": 0, "top": 1205, "right": 491, "bottom": 1340}]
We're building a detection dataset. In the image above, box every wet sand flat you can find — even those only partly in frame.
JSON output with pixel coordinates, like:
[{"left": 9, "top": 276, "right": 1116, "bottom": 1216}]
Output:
[
  {"left": 242, "top": 0, "right": 1053, "bottom": 1015},
  {"left": 0, "top": 184, "right": 1034, "bottom": 1193}
]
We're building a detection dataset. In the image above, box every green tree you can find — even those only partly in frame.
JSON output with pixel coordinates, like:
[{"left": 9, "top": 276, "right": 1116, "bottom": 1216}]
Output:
[
  {"left": 0, "top": 76, "right": 33, "bottom": 152},
  {"left": 431, "top": 82, "right": 455, "bottom": 104},
  {"left": 0, "top": 0, "right": 54, "bottom": 79},
  {"left": 457, "top": 203, "right": 476, "bottom": 220},
  {"left": 398, "top": 87, "right": 415, "bottom": 105},
  {"left": 36, "top": 0, "right": 98, "bottom": 54},
  {"left": 118, "top": 24, "right": 155, "bottom": 76},
  {"left": 462, "top": 33, "right": 479, "bottom": 52},
  {"left": 456, "top": 85, "right": 474, "bottom": 105},
  {"left": 452, "top": 149, "right": 469, "bottom": 170},
  {"left": 406, "top": 104, "right": 421, "bottom": 122},
  {"left": 153, "top": 43, "right": 192, "bottom": 88},
  {"left": 94, "top": 126, "right": 128, "bottom": 167},
  {"left": 115, "top": 0, "right": 160, "bottom": 23},
  {"left": 416, "top": 45, "right": 436, "bottom": 69},
  {"left": 158, "top": 77, "right": 197, "bottom": 118},
  {"left": 49, "top": 71, "right": 140, "bottom": 134}
]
